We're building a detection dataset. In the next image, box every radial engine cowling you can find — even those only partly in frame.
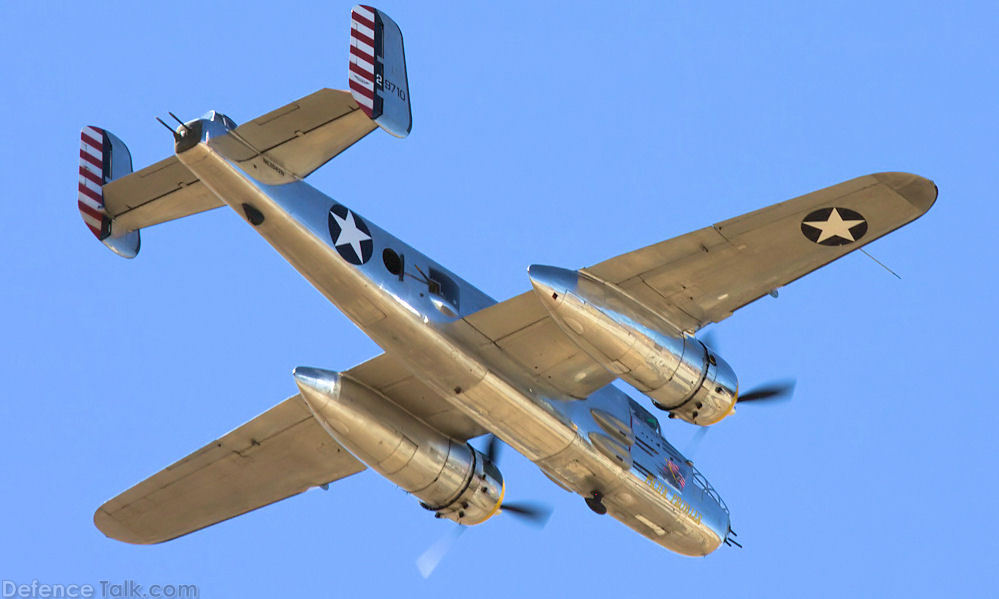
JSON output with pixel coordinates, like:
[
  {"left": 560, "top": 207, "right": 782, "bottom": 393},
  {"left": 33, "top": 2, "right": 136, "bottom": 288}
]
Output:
[
  {"left": 528, "top": 265, "right": 739, "bottom": 425},
  {"left": 293, "top": 367, "right": 504, "bottom": 525}
]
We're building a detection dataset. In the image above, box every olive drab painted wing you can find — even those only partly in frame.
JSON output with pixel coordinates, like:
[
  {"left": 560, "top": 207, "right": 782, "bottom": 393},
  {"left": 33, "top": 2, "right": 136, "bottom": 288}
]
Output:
[
  {"left": 462, "top": 173, "right": 936, "bottom": 399},
  {"left": 94, "top": 353, "right": 486, "bottom": 544},
  {"left": 94, "top": 394, "right": 366, "bottom": 544}
]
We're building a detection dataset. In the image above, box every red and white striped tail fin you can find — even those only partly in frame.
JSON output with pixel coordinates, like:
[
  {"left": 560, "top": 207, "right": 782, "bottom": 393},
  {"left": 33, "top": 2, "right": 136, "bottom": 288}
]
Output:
[
  {"left": 77, "top": 126, "right": 140, "bottom": 258},
  {"left": 348, "top": 5, "right": 378, "bottom": 118},
  {"left": 78, "top": 126, "right": 109, "bottom": 239},
  {"left": 348, "top": 5, "right": 411, "bottom": 138}
]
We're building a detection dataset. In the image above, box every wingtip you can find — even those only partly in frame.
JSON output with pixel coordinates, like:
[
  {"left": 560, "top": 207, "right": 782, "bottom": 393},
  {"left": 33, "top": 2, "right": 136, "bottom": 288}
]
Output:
[
  {"left": 874, "top": 172, "right": 938, "bottom": 215},
  {"left": 93, "top": 506, "right": 161, "bottom": 545}
]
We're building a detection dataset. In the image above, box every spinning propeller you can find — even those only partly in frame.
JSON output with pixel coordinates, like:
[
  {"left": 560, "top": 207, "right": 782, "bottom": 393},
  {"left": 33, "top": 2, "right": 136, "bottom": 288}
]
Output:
[
  {"left": 416, "top": 435, "right": 552, "bottom": 577},
  {"left": 737, "top": 379, "right": 796, "bottom": 404},
  {"left": 481, "top": 435, "right": 553, "bottom": 526},
  {"left": 680, "top": 331, "right": 796, "bottom": 457},
  {"left": 700, "top": 329, "right": 796, "bottom": 406},
  {"left": 684, "top": 380, "right": 795, "bottom": 456}
]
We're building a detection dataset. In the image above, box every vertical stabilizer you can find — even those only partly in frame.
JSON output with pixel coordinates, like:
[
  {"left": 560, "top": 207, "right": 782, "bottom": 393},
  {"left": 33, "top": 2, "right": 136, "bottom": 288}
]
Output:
[
  {"left": 78, "top": 127, "right": 140, "bottom": 258},
  {"left": 348, "top": 5, "right": 412, "bottom": 138}
]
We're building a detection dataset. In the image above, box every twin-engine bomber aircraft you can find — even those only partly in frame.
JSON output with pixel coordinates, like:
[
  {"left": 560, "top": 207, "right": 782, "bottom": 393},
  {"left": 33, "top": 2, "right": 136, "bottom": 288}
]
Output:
[{"left": 84, "top": 5, "right": 936, "bottom": 567}]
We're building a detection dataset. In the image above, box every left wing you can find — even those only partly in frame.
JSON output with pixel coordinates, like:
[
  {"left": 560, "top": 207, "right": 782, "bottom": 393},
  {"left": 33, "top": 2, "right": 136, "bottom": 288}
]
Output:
[
  {"left": 95, "top": 353, "right": 485, "bottom": 544},
  {"left": 94, "top": 394, "right": 366, "bottom": 544},
  {"left": 463, "top": 172, "right": 936, "bottom": 398}
]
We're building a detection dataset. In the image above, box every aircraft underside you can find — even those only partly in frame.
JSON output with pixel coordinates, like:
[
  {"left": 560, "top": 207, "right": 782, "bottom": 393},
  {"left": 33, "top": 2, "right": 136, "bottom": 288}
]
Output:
[{"left": 82, "top": 5, "right": 935, "bottom": 567}]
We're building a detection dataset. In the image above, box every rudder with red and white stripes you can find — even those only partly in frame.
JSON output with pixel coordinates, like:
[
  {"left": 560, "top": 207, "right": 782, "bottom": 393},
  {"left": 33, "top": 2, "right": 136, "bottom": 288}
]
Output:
[
  {"left": 78, "top": 126, "right": 140, "bottom": 258},
  {"left": 349, "top": 5, "right": 411, "bottom": 138}
]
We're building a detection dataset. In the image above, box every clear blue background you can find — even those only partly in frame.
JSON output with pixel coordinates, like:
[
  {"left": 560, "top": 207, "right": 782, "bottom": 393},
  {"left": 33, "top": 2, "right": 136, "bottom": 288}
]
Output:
[{"left": 2, "top": 1, "right": 996, "bottom": 596}]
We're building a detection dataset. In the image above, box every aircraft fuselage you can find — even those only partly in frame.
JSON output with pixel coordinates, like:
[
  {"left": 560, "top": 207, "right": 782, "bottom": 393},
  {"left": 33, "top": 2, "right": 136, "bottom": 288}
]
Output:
[{"left": 177, "top": 114, "right": 730, "bottom": 556}]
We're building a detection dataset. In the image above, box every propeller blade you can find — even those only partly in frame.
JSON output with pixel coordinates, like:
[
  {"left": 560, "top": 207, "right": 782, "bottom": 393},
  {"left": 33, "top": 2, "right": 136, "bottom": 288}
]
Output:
[
  {"left": 416, "top": 525, "right": 466, "bottom": 578},
  {"left": 683, "top": 426, "right": 710, "bottom": 456},
  {"left": 501, "top": 501, "right": 553, "bottom": 528},
  {"left": 484, "top": 434, "right": 502, "bottom": 464},
  {"left": 738, "top": 379, "right": 796, "bottom": 404}
]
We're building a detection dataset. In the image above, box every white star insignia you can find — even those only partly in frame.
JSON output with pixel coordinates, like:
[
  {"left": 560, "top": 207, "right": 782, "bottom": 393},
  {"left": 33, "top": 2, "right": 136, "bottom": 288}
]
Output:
[
  {"left": 802, "top": 208, "right": 865, "bottom": 243},
  {"left": 331, "top": 209, "right": 371, "bottom": 260}
]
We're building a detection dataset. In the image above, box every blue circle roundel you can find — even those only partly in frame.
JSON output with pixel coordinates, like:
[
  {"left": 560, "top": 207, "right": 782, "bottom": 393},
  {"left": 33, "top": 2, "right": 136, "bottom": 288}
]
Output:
[{"left": 328, "top": 203, "right": 373, "bottom": 265}]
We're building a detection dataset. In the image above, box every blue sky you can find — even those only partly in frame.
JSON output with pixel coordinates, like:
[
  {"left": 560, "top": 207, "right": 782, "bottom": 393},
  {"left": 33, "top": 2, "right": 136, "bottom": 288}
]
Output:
[{"left": 2, "top": 1, "right": 997, "bottom": 597}]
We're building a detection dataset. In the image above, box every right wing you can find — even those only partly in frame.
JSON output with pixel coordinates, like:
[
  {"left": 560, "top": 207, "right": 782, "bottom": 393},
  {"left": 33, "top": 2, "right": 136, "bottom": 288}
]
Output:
[
  {"left": 95, "top": 353, "right": 485, "bottom": 544},
  {"left": 583, "top": 172, "right": 937, "bottom": 332},
  {"left": 463, "top": 173, "right": 936, "bottom": 399}
]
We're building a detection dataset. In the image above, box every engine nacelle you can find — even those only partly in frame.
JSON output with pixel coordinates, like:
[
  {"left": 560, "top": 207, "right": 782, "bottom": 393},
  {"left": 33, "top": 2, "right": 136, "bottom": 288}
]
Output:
[
  {"left": 528, "top": 265, "right": 739, "bottom": 425},
  {"left": 419, "top": 444, "right": 505, "bottom": 525},
  {"left": 294, "top": 367, "right": 504, "bottom": 525}
]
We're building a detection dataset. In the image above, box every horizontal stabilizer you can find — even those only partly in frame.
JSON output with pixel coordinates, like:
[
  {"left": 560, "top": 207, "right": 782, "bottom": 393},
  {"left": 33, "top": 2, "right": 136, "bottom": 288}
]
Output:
[
  {"left": 80, "top": 6, "right": 410, "bottom": 256},
  {"left": 227, "top": 89, "right": 378, "bottom": 182},
  {"left": 101, "top": 156, "right": 223, "bottom": 233},
  {"left": 78, "top": 126, "right": 226, "bottom": 258},
  {"left": 94, "top": 395, "right": 366, "bottom": 544}
]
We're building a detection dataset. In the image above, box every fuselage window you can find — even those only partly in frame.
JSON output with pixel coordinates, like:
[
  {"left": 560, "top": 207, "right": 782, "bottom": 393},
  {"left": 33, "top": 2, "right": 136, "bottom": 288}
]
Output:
[
  {"left": 383, "top": 248, "right": 404, "bottom": 278},
  {"left": 629, "top": 399, "right": 661, "bottom": 433},
  {"left": 428, "top": 267, "right": 460, "bottom": 311}
]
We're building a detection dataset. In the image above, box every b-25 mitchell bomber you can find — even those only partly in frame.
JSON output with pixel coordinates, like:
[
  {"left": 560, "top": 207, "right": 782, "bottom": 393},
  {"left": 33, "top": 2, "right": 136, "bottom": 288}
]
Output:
[{"left": 84, "top": 5, "right": 936, "bottom": 566}]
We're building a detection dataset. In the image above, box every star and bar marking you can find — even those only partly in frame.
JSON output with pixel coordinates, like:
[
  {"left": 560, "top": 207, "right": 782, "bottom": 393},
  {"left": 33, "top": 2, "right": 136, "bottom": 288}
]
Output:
[
  {"left": 328, "top": 203, "right": 373, "bottom": 265},
  {"left": 800, "top": 207, "right": 868, "bottom": 246}
]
